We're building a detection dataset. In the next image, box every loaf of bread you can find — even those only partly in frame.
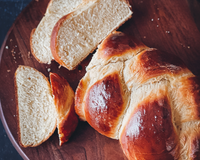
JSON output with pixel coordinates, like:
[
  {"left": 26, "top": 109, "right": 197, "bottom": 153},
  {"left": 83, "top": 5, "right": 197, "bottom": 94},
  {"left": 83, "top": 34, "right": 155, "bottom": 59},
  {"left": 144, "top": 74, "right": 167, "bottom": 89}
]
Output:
[
  {"left": 75, "top": 31, "right": 200, "bottom": 159},
  {"left": 50, "top": 0, "right": 133, "bottom": 70},
  {"left": 30, "top": 0, "right": 83, "bottom": 64},
  {"left": 15, "top": 65, "right": 57, "bottom": 147},
  {"left": 50, "top": 73, "right": 78, "bottom": 146}
]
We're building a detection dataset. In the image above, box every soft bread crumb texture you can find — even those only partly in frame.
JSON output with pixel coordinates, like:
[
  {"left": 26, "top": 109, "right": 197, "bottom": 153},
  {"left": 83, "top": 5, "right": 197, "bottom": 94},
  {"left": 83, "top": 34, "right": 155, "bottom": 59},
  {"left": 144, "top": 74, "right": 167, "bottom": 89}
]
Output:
[
  {"left": 15, "top": 66, "right": 56, "bottom": 147},
  {"left": 53, "top": 0, "right": 132, "bottom": 70},
  {"left": 30, "top": 0, "right": 82, "bottom": 64}
]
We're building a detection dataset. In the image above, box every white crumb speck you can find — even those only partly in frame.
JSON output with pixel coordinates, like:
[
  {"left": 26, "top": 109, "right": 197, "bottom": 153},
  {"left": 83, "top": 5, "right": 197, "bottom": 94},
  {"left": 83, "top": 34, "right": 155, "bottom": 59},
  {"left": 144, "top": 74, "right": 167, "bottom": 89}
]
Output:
[{"left": 5, "top": 46, "right": 9, "bottom": 49}]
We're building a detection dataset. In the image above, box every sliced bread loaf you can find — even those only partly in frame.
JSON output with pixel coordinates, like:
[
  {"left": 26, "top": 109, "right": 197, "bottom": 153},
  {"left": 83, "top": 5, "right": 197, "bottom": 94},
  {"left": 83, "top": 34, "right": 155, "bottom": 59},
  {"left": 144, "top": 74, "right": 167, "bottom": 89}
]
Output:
[
  {"left": 50, "top": 73, "right": 78, "bottom": 146},
  {"left": 15, "top": 65, "right": 57, "bottom": 147},
  {"left": 30, "top": 0, "right": 83, "bottom": 64},
  {"left": 50, "top": 0, "right": 133, "bottom": 70}
]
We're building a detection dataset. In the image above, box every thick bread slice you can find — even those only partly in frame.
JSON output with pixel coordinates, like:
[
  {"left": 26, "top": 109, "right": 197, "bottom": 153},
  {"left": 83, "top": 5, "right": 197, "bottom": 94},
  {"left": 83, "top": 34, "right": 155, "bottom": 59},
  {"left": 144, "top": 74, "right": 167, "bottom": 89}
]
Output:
[
  {"left": 50, "top": 0, "right": 133, "bottom": 70},
  {"left": 30, "top": 0, "right": 83, "bottom": 64},
  {"left": 15, "top": 65, "right": 57, "bottom": 147},
  {"left": 50, "top": 73, "right": 78, "bottom": 146}
]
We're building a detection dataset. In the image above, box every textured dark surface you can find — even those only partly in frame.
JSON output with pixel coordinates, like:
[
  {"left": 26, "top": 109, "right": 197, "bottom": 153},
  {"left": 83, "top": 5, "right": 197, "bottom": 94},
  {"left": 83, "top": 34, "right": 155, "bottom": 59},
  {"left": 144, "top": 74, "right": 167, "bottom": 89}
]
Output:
[{"left": 0, "top": 1, "right": 31, "bottom": 159}]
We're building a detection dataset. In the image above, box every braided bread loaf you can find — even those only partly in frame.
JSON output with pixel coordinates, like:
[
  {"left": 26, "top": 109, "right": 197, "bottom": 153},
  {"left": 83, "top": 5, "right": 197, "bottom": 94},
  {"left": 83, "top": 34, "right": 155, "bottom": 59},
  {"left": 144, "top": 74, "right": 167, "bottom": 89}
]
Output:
[{"left": 75, "top": 31, "right": 200, "bottom": 160}]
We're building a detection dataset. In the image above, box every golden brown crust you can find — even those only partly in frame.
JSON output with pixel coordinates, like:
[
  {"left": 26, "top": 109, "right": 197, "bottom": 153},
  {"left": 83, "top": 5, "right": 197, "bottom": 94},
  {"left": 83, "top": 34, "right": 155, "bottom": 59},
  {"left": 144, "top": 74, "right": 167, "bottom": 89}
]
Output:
[
  {"left": 50, "top": 73, "right": 78, "bottom": 146},
  {"left": 75, "top": 78, "right": 89, "bottom": 121},
  {"left": 127, "top": 48, "right": 191, "bottom": 85},
  {"left": 57, "top": 105, "right": 78, "bottom": 146},
  {"left": 97, "top": 31, "right": 147, "bottom": 61},
  {"left": 84, "top": 73, "right": 126, "bottom": 138},
  {"left": 74, "top": 31, "right": 200, "bottom": 159},
  {"left": 120, "top": 92, "right": 179, "bottom": 160}
]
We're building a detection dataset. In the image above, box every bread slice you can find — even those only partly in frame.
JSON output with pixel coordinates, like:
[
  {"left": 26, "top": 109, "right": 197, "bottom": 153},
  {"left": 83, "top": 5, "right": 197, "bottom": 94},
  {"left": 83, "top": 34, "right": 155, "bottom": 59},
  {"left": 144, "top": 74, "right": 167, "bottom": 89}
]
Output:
[
  {"left": 50, "top": 0, "right": 133, "bottom": 70},
  {"left": 30, "top": 0, "right": 83, "bottom": 64},
  {"left": 15, "top": 65, "right": 57, "bottom": 147},
  {"left": 50, "top": 73, "right": 78, "bottom": 146}
]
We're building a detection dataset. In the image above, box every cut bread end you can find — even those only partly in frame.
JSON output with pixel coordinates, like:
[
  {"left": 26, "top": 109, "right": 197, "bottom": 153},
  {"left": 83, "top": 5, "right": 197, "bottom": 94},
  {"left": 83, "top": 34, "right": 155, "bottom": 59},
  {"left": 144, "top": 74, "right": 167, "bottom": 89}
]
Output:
[{"left": 50, "top": 73, "right": 78, "bottom": 146}]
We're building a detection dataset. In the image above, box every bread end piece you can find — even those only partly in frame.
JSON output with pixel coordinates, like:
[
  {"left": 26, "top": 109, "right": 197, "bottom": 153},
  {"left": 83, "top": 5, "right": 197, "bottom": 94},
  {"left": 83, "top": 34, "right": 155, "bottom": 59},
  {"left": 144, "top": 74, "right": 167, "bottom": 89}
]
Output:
[{"left": 50, "top": 73, "right": 78, "bottom": 146}]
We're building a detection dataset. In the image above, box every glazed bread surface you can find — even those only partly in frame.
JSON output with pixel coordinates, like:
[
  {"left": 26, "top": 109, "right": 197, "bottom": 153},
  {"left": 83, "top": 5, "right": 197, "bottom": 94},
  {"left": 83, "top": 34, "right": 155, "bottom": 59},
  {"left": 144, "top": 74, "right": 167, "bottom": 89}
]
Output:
[
  {"left": 50, "top": 73, "right": 78, "bottom": 146},
  {"left": 15, "top": 65, "right": 57, "bottom": 147},
  {"left": 50, "top": 0, "right": 133, "bottom": 70},
  {"left": 75, "top": 31, "right": 200, "bottom": 160}
]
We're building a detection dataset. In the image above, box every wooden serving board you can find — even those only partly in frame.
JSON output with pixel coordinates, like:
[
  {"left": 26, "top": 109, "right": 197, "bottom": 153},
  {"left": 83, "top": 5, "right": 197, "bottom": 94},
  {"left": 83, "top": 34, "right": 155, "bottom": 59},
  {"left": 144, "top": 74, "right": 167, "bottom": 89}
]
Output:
[{"left": 0, "top": 0, "right": 200, "bottom": 159}]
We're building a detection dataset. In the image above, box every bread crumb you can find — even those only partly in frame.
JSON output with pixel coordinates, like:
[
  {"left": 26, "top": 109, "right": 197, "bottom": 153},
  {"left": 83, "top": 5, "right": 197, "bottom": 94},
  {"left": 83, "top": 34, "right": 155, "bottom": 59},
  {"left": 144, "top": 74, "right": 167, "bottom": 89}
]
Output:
[
  {"left": 143, "top": 36, "right": 146, "bottom": 38},
  {"left": 47, "top": 68, "right": 51, "bottom": 72},
  {"left": 28, "top": 51, "right": 31, "bottom": 58},
  {"left": 58, "top": 65, "right": 62, "bottom": 69},
  {"left": 157, "top": 18, "right": 160, "bottom": 20},
  {"left": 11, "top": 49, "right": 15, "bottom": 54},
  {"left": 166, "top": 31, "right": 170, "bottom": 34},
  {"left": 7, "top": 70, "right": 11, "bottom": 72},
  {"left": 15, "top": 45, "right": 17, "bottom": 48},
  {"left": 5, "top": 46, "right": 9, "bottom": 49},
  {"left": 10, "top": 39, "right": 13, "bottom": 42},
  {"left": 157, "top": 25, "right": 159, "bottom": 27},
  {"left": 151, "top": 19, "right": 154, "bottom": 21},
  {"left": 187, "top": 46, "right": 190, "bottom": 49}
]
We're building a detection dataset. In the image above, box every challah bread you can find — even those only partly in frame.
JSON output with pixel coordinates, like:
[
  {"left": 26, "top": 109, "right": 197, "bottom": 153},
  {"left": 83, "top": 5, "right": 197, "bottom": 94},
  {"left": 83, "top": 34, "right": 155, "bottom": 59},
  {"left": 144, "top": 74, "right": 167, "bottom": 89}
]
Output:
[
  {"left": 15, "top": 65, "right": 57, "bottom": 147},
  {"left": 30, "top": 0, "right": 83, "bottom": 64},
  {"left": 50, "top": 73, "right": 78, "bottom": 146},
  {"left": 75, "top": 31, "right": 200, "bottom": 159},
  {"left": 50, "top": 0, "right": 133, "bottom": 70}
]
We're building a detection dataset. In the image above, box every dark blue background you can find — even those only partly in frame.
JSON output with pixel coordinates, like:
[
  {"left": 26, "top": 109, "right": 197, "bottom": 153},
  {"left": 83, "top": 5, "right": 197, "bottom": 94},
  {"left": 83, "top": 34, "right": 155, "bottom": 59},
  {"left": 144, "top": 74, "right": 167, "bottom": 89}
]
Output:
[{"left": 0, "top": 1, "right": 32, "bottom": 159}]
